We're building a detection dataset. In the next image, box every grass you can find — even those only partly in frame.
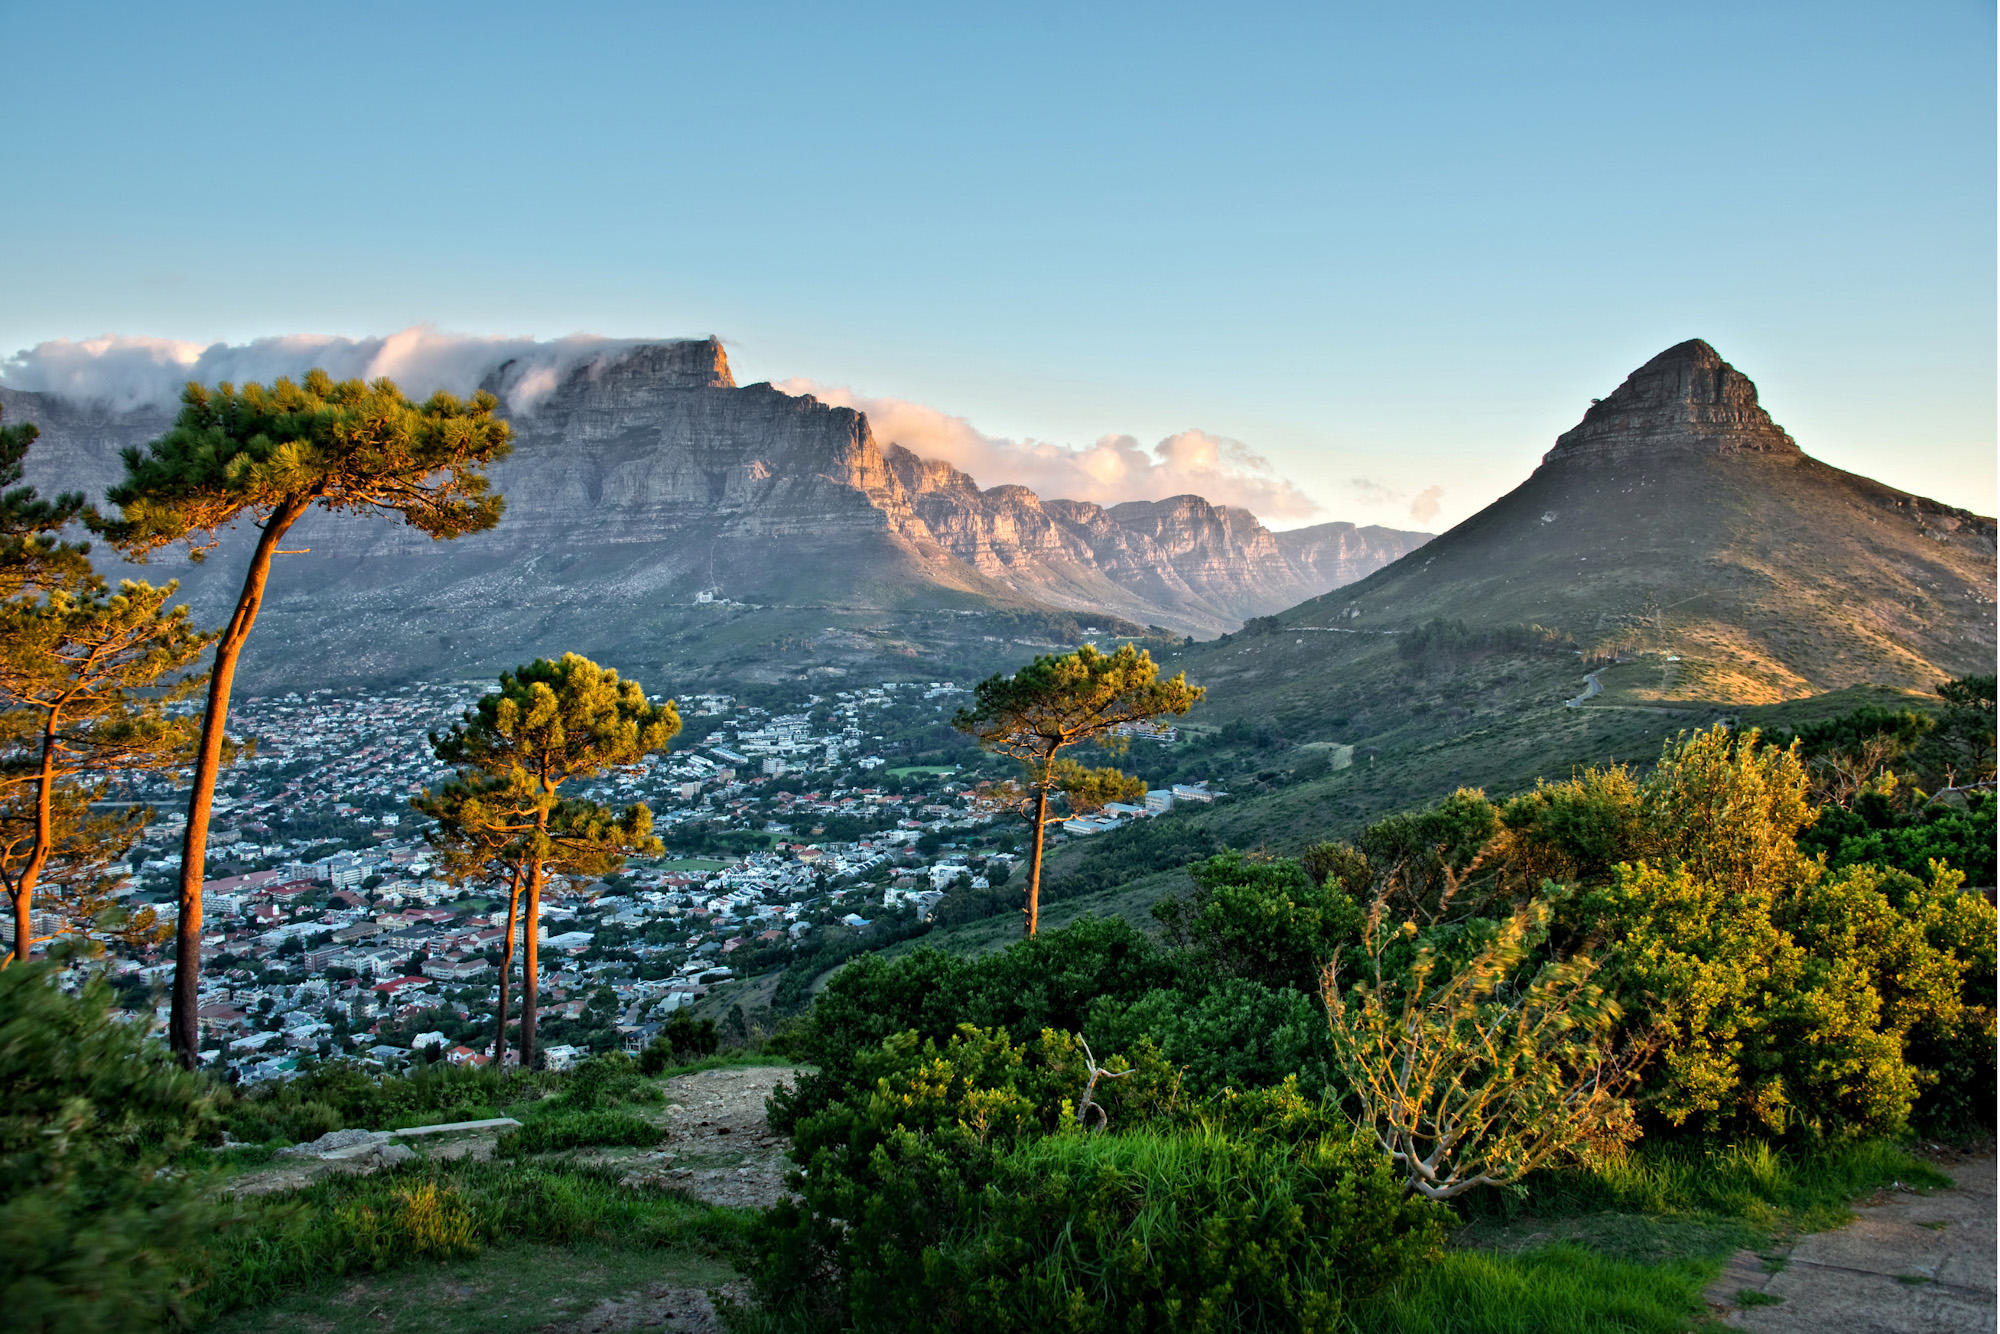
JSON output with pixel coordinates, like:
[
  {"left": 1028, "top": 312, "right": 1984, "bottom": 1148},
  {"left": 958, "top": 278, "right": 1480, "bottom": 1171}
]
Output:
[
  {"left": 1374, "top": 1136, "right": 1952, "bottom": 1334},
  {"left": 191, "top": 1156, "right": 750, "bottom": 1326},
  {"left": 1446, "top": 1139, "right": 1944, "bottom": 1290},
  {"left": 887, "top": 764, "right": 957, "bottom": 777},
  {"left": 496, "top": 1111, "right": 663, "bottom": 1157},
  {"left": 198, "top": 1240, "right": 735, "bottom": 1334},
  {"left": 1348, "top": 1244, "right": 1710, "bottom": 1334}
]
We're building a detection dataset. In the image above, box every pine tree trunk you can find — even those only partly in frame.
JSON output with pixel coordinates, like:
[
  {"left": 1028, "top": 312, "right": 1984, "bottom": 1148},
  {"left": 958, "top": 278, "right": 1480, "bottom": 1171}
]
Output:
[
  {"left": 517, "top": 859, "right": 544, "bottom": 1069},
  {"left": 490, "top": 864, "right": 525, "bottom": 1066},
  {"left": 8, "top": 717, "right": 60, "bottom": 964},
  {"left": 1025, "top": 786, "right": 1050, "bottom": 938},
  {"left": 169, "top": 498, "right": 308, "bottom": 1068}
]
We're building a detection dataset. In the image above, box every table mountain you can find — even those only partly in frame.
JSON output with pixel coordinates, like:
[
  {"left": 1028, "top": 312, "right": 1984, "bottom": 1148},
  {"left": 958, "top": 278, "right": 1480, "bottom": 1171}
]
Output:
[{"left": 1, "top": 338, "right": 1424, "bottom": 687}]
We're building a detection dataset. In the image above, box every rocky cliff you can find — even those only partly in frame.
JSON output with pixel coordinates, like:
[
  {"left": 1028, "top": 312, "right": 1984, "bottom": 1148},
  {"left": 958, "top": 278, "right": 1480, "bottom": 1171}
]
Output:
[{"left": 1, "top": 338, "right": 1427, "bottom": 685}]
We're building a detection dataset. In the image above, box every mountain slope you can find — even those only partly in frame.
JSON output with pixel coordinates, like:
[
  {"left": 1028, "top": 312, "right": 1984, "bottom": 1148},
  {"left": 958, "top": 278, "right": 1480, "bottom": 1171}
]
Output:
[{"left": 1128, "top": 339, "right": 1996, "bottom": 855}]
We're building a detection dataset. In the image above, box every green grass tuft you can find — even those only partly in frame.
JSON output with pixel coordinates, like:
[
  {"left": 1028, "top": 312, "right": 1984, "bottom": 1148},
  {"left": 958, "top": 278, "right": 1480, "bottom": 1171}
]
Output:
[{"left": 1349, "top": 1244, "right": 1709, "bottom": 1334}]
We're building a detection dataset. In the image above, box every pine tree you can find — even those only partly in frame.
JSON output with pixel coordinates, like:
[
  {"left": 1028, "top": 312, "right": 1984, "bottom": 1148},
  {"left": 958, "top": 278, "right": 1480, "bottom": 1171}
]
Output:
[
  {"left": 0, "top": 579, "right": 210, "bottom": 962},
  {"left": 97, "top": 371, "right": 512, "bottom": 1065},
  {"left": 415, "top": 654, "right": 678, "bottom": 1069},
  {"left": 954, "top": 643, "right": 1202, "bottom": 936}
]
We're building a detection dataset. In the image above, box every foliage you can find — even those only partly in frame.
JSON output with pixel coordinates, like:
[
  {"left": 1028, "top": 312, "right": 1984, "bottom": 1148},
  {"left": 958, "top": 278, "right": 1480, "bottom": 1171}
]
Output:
[
  {"left": 743, "top": 1023, "right": 1184, "bottom": 1329},
  {"left": 220, "top": 1058, "right": 551, "bottom": 1144},
  {"left": 0, "top": 576, "right": 208, "bottom": 961},
  {"left": 954, "top": 643, "right": 1201, "bottom": 934},
  {"left": 415, "top": 653, "right": 679, "bottom": 1066},
  {"left": 547, "top": 1051, "right": 661, "bottom": 1112},
  {"left": 1154, "top": 851, "right": 1363, "bottom": 992},
  {"left": 771, "top": 917, "right": 1182, "bottom": 1132},
  {"left": 640, "top": 1010, "right": 720, "bottom": 1072},
  {"left": 1086, "top": 977, "right": 1339, "bottom": 1098},
  {"left": 1803, "top": 790, "right": 1995, "bottom": 885},
  {"left": 0, "top": 964, "right": 226, "bottom": 1333},
  {"left": 1322, "top": 897, "right": 1647, "bottom": 1199},
  {"left": 496, "top": 1110, "right": 661, "bottom": 1157},
  {"left": 1516, "top": 726, "right": 2000, "bottom": 1138},
  {"left": 936, "top": 1130, "right": 1448, "bottom": 1334}
]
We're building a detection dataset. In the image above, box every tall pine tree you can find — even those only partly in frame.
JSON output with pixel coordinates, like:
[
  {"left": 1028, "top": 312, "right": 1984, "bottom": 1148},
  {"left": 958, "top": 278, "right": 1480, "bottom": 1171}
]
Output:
[
  {"left": 98, "top": 372, "right": 511, "bottom": 1065},
  {"left": 416, "top": 654, "right": 677, "bottom": 1068},
  {"left": 954, "top": 643, "right": 1201, "bottom": 935}
]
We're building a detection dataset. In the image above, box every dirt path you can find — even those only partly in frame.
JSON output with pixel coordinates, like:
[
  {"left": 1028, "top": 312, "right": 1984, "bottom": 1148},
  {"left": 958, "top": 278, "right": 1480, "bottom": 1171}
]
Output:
[
  {"left": 612, "top": 1065, "right": 797, "bottom": 1209},
  {"left": 1708, "top": 1153, "right": 1996, "bottom": 1332}
]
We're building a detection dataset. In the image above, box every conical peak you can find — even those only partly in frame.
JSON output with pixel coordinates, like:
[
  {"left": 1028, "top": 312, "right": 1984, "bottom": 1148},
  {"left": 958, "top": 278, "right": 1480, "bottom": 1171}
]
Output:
[{"left": 1542, "top": 339, "right": 1798, "bottom": 468}]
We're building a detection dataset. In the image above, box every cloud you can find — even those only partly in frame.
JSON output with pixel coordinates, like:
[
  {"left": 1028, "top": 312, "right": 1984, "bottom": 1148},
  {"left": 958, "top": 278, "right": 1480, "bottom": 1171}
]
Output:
[
  {"left": 0, "top": 326, "right": 660, "bottom": 414},
  {"left": 777, "top": 380, "right": 1323, "bottom": 520},
  {"left": 1336, "top": 475, "right": 1444, "bottom": 530}
]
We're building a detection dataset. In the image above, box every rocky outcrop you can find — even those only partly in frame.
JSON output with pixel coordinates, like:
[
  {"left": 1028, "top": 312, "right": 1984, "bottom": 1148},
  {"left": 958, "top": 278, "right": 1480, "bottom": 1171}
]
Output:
[{"left": 1543, "top": 338, "right": 1801, "bottom": 468}]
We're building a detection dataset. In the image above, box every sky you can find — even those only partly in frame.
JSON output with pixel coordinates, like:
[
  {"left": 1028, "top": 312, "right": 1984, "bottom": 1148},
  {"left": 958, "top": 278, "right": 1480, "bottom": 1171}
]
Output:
[{"left": 1, "top": 1, "right": 1992, "bottom": 531}]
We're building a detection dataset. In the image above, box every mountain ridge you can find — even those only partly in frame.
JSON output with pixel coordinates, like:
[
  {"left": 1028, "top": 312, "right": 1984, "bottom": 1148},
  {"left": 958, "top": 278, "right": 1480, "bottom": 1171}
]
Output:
[{"left": 0, "top": 338, "right": 1427, "bottom": 686}]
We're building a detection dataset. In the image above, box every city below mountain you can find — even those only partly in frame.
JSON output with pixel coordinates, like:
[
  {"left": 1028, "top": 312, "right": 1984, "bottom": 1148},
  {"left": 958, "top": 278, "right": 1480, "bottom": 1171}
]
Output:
[{"left": 2, "top": 338, "right": 1428, "bottom": 688}]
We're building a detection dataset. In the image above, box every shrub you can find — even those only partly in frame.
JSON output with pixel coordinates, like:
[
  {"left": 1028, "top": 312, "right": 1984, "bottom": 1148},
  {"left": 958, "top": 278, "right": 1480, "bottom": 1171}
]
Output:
[
  {"left": 496, "top": 1110, "right": 661, "bottom": 1156},
  {"left": 1323, "top": 897, "right": 1645, "bottom": 1199},
  {"left": 1154, "top": 852, "right": 1363, "bottom": 992},
  {"left": 638, "top": 1011, "right": 720, "bottom": 1074},
  {"left": 548, "top": 1051, "right": 658, "bottom": 1112},
  {"left": 0, "top": 964, "right": 226, "bottom": 1333},
  {"left": 771, "top": 918, "right": 1181, "bottom": 1133},
  {"left": 745, "top": 1024, "right": 1182, "bottom": 1329},
  {"left": 1086, "top": 977, "right": 1339, "bottom": 1097},
  {"left": 222, "top": 1057, "right": 544, "bottom": 1143},
  {"left": 938, "top": 1130, "right": 1449, "bottom": 1333}
]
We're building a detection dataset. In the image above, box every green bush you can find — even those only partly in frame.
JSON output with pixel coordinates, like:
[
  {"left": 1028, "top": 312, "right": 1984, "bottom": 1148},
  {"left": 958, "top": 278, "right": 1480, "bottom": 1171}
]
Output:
[
  {"left": 496, "top": 1110, "right": 661, "bottom": 1156},
  {"left": 0, "top": 964, "right": 226, "bottom": 1333},
  {"left": 639, "top": 1010, "right": 720, "bottom": 1073},
  {"left": 1086, "top": 977, "right": 1338, "bottom": 1097},
  {"left": 771, "top": 917, "right": 1182, "bottom": 1134},
  {"left": 1153, "top": 852, "right": 1363, "bottom": 992},
  {"left": 746, "top": 1023, "right": 1184, "bottom": 1330},
  {"left": 222, "top": 1057, "right": 547, "bottom": 1144},
  {"left": 548, "top": 1050, "right": 659, "bottom": 1112},
  {"left": 937, "top": 1130, "right": 1448, "bottom": 1333}
]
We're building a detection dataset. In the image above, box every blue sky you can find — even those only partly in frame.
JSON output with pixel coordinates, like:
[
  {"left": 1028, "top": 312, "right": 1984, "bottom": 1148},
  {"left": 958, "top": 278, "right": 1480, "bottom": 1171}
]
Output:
[{"left": 2, "top": 1, "right": 1992, "bottom": 529}]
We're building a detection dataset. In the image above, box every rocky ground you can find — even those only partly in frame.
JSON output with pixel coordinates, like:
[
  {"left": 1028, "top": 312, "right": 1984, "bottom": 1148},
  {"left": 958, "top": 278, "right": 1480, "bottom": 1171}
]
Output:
[
  {"left": 609, "top": 1065, "right": 796, "bottom": 1209},
  {"left": 1706, "top": 1151, "right": 1997, "bottom": 1333},
  {"left": 222, "top": 1066, "right": 800, "bottom": 1211}
]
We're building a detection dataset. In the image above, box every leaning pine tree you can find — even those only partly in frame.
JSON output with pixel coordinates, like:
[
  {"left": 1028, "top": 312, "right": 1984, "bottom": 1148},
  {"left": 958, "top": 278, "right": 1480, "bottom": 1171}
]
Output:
[
  {"left": 98, "top": 372, "right": 512, "bottom": 1066},
  {"left": 954, "top": 643, "right": 1201, "bottom": 936},
  {"left": 415, "top": 654, "right": 678, "bottom": 1069}
]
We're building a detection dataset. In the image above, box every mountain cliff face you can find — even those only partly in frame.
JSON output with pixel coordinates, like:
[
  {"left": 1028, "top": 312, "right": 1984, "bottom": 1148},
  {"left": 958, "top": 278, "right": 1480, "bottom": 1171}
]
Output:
[{"left": 0, "top": 338, "right": 1426, "bottom": 685}]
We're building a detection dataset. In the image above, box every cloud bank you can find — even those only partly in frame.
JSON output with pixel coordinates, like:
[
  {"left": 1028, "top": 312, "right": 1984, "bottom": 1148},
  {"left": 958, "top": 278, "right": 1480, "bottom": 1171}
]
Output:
[
  {"left": 0, "top": 327, "right": 656, "bottom": 414},
  {"left": 778, "top": 380, "right": 1323, "bottom": 520}
]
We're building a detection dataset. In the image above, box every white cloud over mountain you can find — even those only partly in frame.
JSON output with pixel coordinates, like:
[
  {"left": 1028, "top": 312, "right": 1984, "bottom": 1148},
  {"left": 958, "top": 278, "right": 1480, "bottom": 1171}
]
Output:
[
  {"left": 0, "top": 327, "right": 647, "bottom": 414},
  {"left": 779, "top": 380, "right": 1323, "bottom": 520}
]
